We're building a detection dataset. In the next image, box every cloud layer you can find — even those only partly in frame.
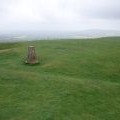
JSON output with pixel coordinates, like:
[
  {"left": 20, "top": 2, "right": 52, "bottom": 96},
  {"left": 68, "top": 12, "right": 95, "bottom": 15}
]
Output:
[{"left": 0, "top": 0, "right": 120, "bottom": 32}]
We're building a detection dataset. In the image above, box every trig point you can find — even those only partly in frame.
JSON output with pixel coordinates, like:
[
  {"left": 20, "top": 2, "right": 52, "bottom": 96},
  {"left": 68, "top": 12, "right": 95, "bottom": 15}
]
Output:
[{"left": 25, "top": 46, "right": 39, "bottom": 64}]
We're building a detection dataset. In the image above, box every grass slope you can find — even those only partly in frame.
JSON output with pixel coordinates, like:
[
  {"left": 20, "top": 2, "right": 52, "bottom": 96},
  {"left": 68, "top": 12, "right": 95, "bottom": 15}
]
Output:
[{"left": 0, "top": 37, "right": 120, "bottom": 120}]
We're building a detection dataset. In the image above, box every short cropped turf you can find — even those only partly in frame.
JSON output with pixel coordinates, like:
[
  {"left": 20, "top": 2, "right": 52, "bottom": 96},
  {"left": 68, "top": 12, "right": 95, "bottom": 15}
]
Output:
[{"left": 0, "top": 37, "right": 120, "bottom": 120}]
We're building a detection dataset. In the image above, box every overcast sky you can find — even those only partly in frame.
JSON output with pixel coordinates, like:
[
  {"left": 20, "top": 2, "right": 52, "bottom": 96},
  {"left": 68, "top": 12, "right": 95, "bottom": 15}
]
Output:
[{"left": 0, "top": 0, "right": 120, "bottom": 32}]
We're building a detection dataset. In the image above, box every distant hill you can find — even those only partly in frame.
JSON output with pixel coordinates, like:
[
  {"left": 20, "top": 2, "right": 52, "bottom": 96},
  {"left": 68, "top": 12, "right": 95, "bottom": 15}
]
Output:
[{"left": 0, "top": 29, "right": 120, "bottom": 42}]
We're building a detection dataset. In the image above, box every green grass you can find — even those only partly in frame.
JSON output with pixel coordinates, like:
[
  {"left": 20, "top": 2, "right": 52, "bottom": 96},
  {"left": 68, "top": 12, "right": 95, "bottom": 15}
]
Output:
[{"left": 0, "top": 37, "right": 120, "bottom": 120}]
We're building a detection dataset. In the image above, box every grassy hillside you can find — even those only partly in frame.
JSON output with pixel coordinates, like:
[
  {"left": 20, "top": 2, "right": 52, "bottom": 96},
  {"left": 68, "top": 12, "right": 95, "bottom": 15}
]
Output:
[{"left": 0, "top": 37, "right": 120, "bottom": 120}]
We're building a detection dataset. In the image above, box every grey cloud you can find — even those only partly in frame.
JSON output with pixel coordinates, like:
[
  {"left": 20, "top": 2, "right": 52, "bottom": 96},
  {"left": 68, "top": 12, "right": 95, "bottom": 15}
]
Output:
[
  {"left": 94, "top": 9, "right": 120, "bottom": 20},
  {"left": 61, "top": 0, "right": 120, "bottom": 20},
  {"left": 0, "top": 0, "right": 120, "bottom": 32},
  {"left": 84, "top": 0, "right": 120, "bottom": 19}
]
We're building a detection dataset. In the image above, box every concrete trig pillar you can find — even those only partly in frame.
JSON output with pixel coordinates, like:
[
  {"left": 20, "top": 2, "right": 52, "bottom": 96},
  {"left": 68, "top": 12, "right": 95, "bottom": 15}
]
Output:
[{"left": 25, "top": 46, "right": 38, "bottom": 64}]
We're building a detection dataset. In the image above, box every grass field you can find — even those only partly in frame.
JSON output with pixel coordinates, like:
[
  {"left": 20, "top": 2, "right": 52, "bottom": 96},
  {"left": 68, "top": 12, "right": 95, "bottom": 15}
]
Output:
[{"left": 0, "top": 37, "right": 120, "bottom": 120}]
